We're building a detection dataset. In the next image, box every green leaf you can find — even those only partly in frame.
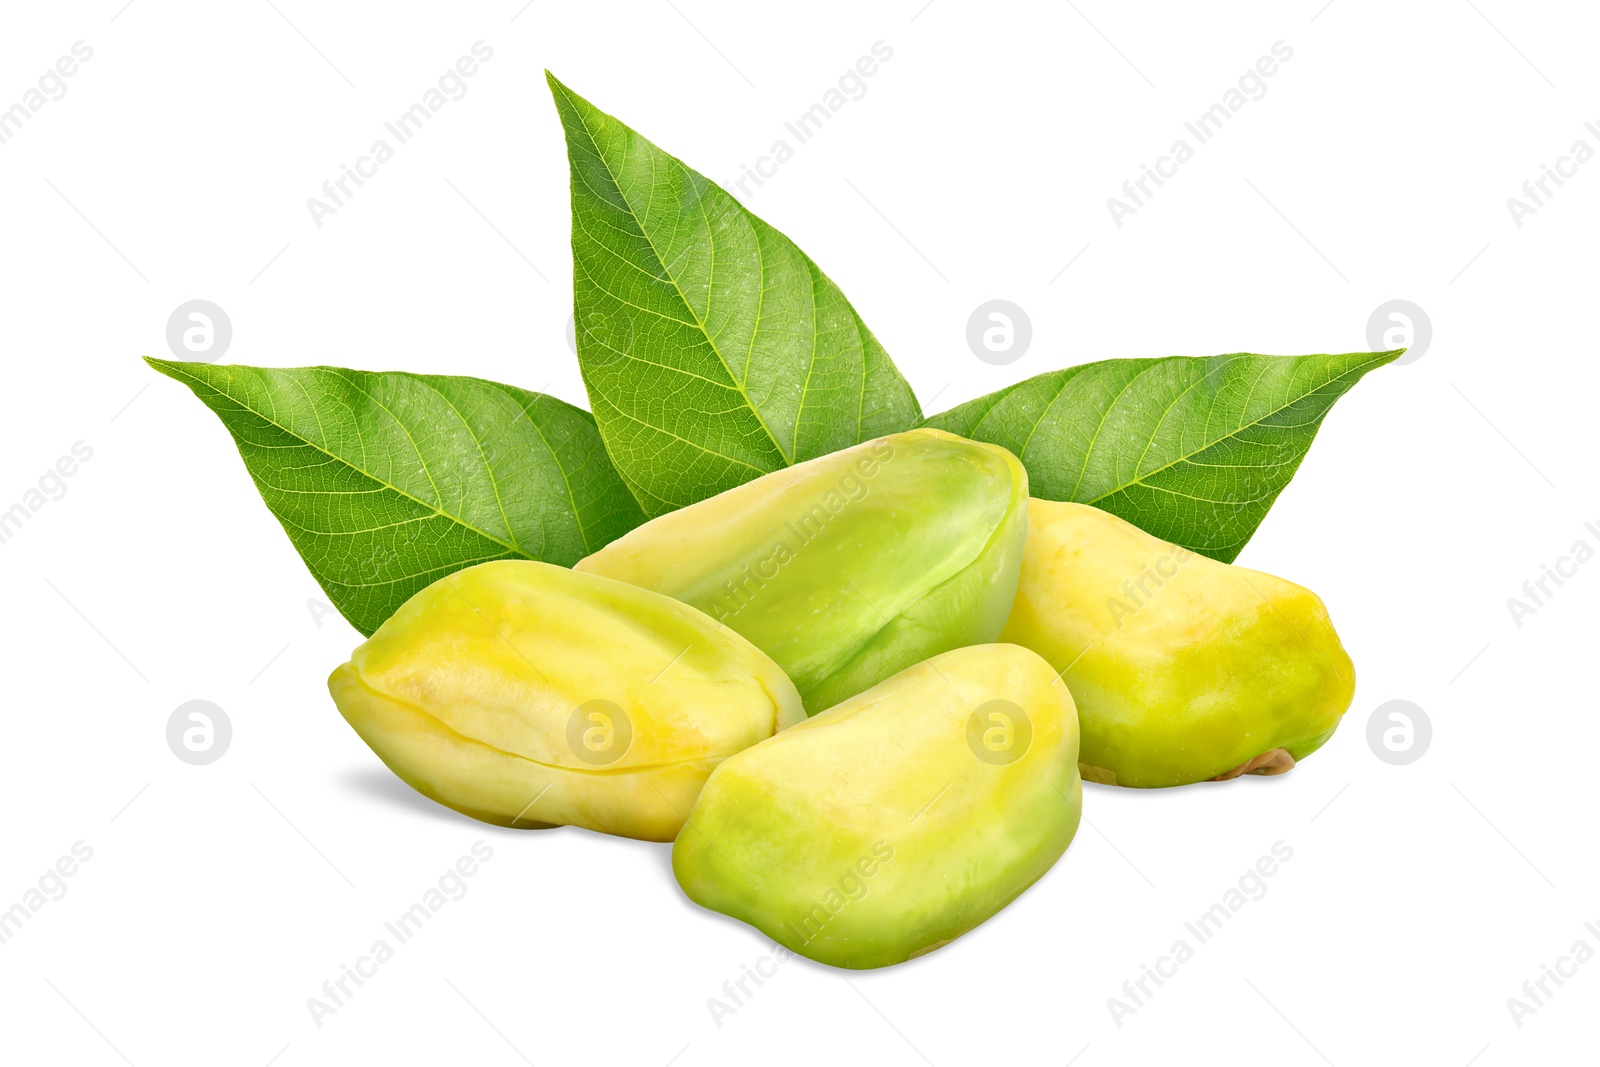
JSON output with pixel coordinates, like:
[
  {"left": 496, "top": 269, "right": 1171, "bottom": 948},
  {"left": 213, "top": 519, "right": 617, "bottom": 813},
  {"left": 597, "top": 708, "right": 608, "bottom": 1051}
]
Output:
[
  {"left": 147, "top": 359, "right": 646, "bottom": 635},
  {"left": 924, "top": 351, "right": 1401, "bottom": 562},
  {"left": 546, "top": 72, "right": 922, "bottom": 517}
]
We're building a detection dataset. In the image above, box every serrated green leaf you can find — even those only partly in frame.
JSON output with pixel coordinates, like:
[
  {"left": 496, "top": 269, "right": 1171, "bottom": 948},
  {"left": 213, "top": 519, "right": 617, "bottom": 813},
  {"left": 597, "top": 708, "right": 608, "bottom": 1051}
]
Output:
[
  {"left": 546, "top": 72, "right": 922, "bottom": 517},
  {"left": 147, "top": 358, "right": 646, "bottom": 635},
  {"left": 924, "top": 351, "right": 1401, "bottom": 562}
]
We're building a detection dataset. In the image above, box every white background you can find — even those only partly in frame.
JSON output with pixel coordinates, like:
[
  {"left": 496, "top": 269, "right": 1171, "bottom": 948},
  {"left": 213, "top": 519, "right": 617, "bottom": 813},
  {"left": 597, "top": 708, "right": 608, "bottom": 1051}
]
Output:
[{"left": 1, "top": 1, "right": 1595, "bottom": 1064}]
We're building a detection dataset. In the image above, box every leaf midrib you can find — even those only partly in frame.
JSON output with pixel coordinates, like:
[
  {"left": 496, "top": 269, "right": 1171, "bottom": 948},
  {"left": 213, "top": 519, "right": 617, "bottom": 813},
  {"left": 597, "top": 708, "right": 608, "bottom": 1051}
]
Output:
[
  {"left": 556, "top": 80, "right": 794, "bottom": 468},
  {"left": 491, "top": 384, "right": 595, "bottom": 553},
  {"left": 967, "top": 352, "right": 1394, "bottom": 506},
  {"left": 153, "top": 360, "right": 531, "bottom": 561},
  {"left": 1083, "top": 353, "right": 1392, "bottom": 504}
]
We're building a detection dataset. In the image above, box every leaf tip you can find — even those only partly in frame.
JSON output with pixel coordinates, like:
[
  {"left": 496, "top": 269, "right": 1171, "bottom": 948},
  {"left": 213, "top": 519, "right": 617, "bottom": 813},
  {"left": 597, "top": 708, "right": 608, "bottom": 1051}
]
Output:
[{"left": 544, "top": 69, "right": 575, "bottom": 102}]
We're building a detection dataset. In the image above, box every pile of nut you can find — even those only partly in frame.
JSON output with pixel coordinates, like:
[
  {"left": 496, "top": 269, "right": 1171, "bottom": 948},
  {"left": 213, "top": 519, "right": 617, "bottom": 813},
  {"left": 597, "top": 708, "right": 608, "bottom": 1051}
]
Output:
[{"left": 329, "top": 428, "right": 1353, "bottom": 969}]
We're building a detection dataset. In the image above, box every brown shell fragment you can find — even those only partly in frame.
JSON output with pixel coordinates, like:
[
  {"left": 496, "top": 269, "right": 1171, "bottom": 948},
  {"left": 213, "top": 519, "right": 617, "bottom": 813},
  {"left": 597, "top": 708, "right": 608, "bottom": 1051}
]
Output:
[
  {"left": 1210, "top": 748, "right": 1297, "bottom": 781},
  {"left": 1079, "top": 763, "right": 1118, "bottom": 786}
]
